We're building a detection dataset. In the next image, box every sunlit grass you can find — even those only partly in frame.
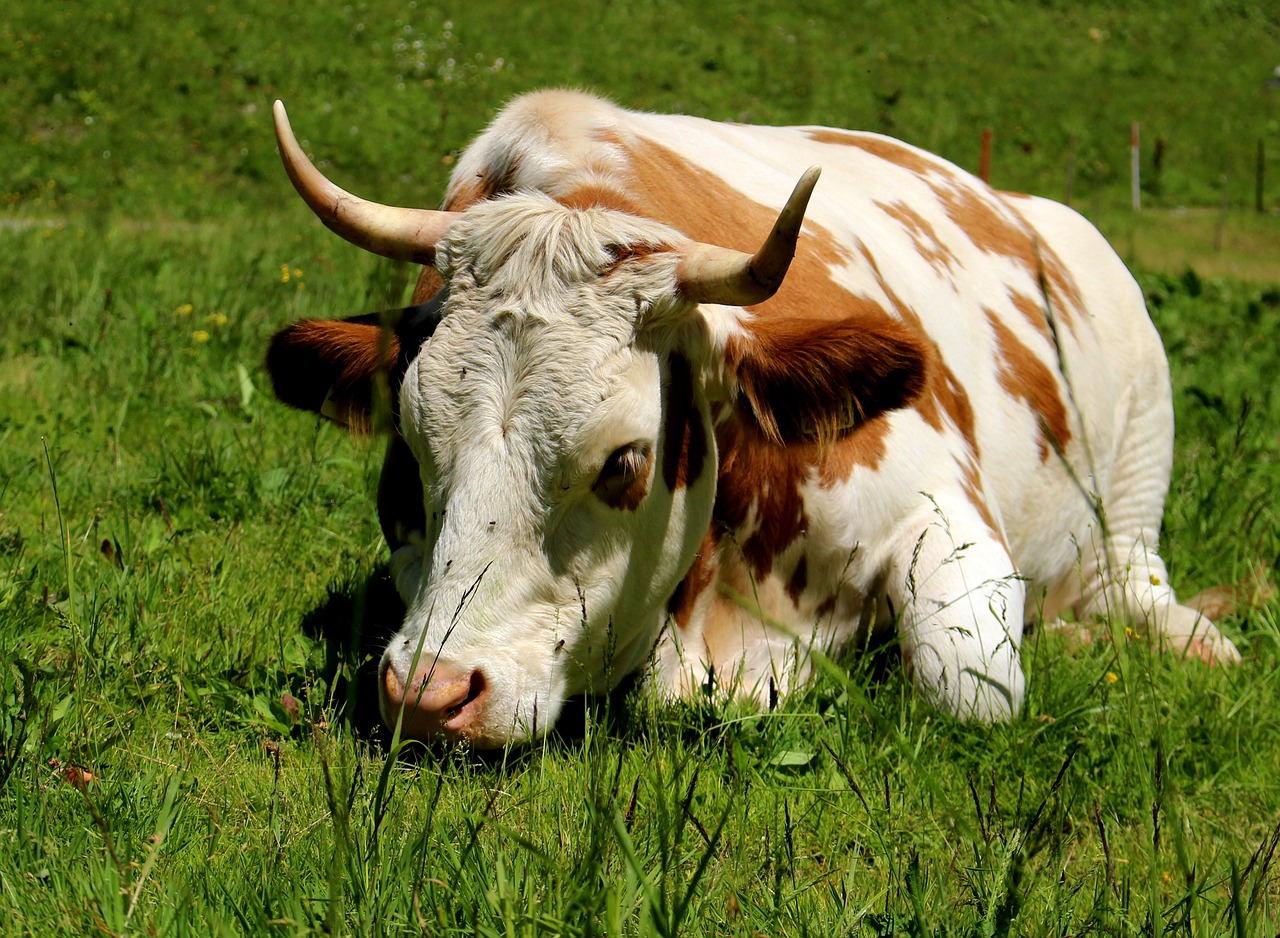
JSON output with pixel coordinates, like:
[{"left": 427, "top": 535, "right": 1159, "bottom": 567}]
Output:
[{"left": 1097, "top": 209, "right": 1280, "bottom": 284}]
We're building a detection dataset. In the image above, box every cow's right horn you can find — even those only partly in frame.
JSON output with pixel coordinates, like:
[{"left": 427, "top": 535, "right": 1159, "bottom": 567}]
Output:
[
  {"left": 676, "top": 165, "right": 821, "bottom": 307},
  {"left": 273, "top": 101, "right": 458, "bottom": 264}
]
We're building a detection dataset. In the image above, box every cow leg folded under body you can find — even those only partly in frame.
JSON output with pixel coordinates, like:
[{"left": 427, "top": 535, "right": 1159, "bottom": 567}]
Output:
[{"left": 887, "top": 497, "right": 1027, "bottom": 722}]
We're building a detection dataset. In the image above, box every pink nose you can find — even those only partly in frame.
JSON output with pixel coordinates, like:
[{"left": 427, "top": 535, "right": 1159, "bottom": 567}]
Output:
[{"left": 380, "top": 661, "right": 488, "bottom": 741}]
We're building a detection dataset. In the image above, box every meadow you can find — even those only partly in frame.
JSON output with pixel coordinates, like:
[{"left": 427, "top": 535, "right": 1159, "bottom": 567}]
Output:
[{"left": 2, "top": 1, "right": 1279, "bottom": 934}]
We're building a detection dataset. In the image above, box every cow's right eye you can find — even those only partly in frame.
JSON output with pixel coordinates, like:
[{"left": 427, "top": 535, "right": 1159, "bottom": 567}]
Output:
[{"left": 592, "top": 443, "right": 654, "bottom": 510}]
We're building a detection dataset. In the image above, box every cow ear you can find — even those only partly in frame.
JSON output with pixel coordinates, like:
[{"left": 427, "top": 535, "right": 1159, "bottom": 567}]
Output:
[
  {"left": 265, "top": 317, "right": 399, "bottom": 432},
  {"left": 723, "top": 315, "right": 929, "bottom": 444}
]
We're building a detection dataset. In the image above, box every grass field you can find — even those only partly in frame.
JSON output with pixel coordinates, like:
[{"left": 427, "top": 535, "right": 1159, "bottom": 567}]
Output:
[{"left": 3, "top": 1, "right": 1280, "bottom": 935}]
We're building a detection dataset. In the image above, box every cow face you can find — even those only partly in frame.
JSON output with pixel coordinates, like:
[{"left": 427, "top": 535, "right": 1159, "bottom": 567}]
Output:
[
  {"left": 377, "top": 198, "right": 719, "bottom": 745},
  {"left": 270, "top": 191, "right": 931, "bottom": 747},
  {"left": 268, "top": 193, "right": 925, "bottom": 746},
  {"left": 266, "top": 99, "right": 926, "bottom": 744}
]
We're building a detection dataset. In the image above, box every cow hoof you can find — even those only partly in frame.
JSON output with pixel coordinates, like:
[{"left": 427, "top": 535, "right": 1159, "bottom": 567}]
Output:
[{"left": 1179, "top": 633, "right": 1243, "bottom": 667}]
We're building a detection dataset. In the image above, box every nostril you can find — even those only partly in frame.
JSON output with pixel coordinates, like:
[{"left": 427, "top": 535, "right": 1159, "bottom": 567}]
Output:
[
  {"left": 465, "top": 668, "right": 487, "bottom": 707},
  {"left": 445, "top": 670, "right": 487, "bottom": 721},
  {"left": 380, "top": 661, "right": 489, "bottom": 739}
]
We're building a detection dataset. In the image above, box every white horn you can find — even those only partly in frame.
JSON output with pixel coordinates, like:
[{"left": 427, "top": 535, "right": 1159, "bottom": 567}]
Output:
[
  {"left": 273, "top": 101, "right": 458, "bottom": 264},
  {"left": 676, "top": 165, "right": 821, "bottom": 307}
]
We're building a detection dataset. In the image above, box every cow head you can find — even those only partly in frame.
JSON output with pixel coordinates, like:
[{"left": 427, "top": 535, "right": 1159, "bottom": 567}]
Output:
[{"left": 266, "top": 103, "right": 926, "bottom": 746}]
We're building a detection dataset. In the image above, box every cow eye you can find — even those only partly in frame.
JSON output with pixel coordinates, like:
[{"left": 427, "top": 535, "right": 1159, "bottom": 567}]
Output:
[{"left": 592, "top": 442, "right": 654, "bottom": 510}]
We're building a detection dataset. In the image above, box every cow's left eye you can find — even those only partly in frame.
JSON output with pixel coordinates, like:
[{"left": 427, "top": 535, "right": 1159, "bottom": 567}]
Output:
[{"left": 592, "top": 442, "right": 654, "bottom": 510}]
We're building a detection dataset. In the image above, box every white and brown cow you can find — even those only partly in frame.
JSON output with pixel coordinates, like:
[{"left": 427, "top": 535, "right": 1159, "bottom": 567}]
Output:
[{"left": 266, "top": 90, "right": 1238, "bottom": 746}]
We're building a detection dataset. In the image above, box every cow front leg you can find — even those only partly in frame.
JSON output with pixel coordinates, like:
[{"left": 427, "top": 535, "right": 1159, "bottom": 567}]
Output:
[{"left": 886, "top": 499, "right": 1026, "bottom": 721}]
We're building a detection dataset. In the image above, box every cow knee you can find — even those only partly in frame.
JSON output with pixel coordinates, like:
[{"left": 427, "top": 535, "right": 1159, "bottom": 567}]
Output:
[{"left": 905, "top": 633, "right": 1025, "bottom": 721}]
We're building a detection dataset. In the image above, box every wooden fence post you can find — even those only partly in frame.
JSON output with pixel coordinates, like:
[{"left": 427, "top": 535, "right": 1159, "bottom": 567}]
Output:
[{"left": 979, "top": 127, "right": 993, "bottom": 183}]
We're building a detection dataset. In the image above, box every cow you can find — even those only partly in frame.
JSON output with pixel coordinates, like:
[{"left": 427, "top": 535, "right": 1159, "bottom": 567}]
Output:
[{"left": 265, "top": 90, "right": 1239, "bottom": 747}]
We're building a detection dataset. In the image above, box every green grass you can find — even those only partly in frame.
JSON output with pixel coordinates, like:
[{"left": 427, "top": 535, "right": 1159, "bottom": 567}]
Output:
[
  {"left": 3, "top": 0, "right": 1279, "bottom": 217},
  {"left": 3, "top": 1, "right": 1280, "bottom": 934}
]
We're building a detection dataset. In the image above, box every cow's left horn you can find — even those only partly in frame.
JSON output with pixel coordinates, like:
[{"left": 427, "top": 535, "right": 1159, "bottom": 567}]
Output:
[
  {"left": 273, "top": 101, "right": 459, "bottom": 264},
  {"left": 676, "top": 165, "right": 821, "bottom": 307}
]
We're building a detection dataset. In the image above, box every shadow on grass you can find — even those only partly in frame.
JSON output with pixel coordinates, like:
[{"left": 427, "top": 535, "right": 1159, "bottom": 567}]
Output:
[{"left": 298, "top": 564, "right": 402, "bottom": 743}]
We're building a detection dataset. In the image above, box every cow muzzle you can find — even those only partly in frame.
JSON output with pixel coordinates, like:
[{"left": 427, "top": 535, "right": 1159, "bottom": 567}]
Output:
[{"left": 379, "top": 659, "right": 490, "bottom": 743}]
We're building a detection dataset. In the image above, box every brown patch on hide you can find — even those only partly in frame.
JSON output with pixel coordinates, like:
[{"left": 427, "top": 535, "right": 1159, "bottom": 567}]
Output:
[
  {"left": 667, "top": 528, "right": 720, "bottom": 630},
  {"left": 935, "top": 183, "right": 1028, "bottom": 258},
  {"left": 805, "top": 132, "right": 1083, "bottom": 329},
  {"left": 712, "top": 413, "right": 891, "bottom": 580},
  {"left": 1007, "top": 290, "right": 1053, "bottom": 343},
  {"left": 959, "top": 458, "right": 1002, "bottom": 542},
  {"left": 266, "top": 319, "right": 398, "bottom": 429},
  {"left": 814, "top": 415, "right": 893, "bottom": 484},
  {"left": 921, "top": 365, "right": 978, "bottom": 454},
  {"left": 556, "top": 184, "right": 641, "bottom": 214},
  {"left": 661, "top": 353, "right": 707, "bottom": 491},
  {"left": 444, "top": 176, "right": 487, "bottom": 212},
  {"left": 874, "top": 199, "right": 960, "bottom": 275},
  {"left": 787, "top": 555, "right": 808, "bottom": 606},
  {"left": 593, "top": 133, "right": 929, "bottom": 444},
  {"left": 615, "top": 134, "right": 902, "bottom": 328},
  {"left": 983, "top": 308, "right": 1071, "bottom": 461},
  {"left": 1036, "top": 246, "right": 1085, "bottom": 325},
  {"left": 726, "top": 314, "right": 928, "bottom": 446},
  {"left": 804, "top": 129, "right": 952, "bottom": 181},
  {"left": 713, "top": 418, "right": 807, "bottom": 579},
  {"left": 930, "top": 184, "right": 1081, "bottom": 329},
  {"left": 857, "top": 244, "right": 978, "bottom": 458}
]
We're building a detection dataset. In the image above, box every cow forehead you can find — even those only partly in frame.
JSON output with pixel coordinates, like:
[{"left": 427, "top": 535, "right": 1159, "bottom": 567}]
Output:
[
  {"left": 398, "top": 193, "right": 689, "bottom": 471},
  {"left": 435, "top": 191, "right": 683, "bottom": 312},
  {"left": 402, "top": 307, "right": 664, "bottom": 480}
]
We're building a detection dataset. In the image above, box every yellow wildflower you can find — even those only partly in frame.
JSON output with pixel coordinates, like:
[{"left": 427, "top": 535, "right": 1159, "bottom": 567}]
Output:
[
  {"left": 280, "top": 265, "right": 290, "bottom": 283},
  {"left": 174, "top": 303, "right": 194, "bottom": 317},
  {"left": 208, "top": 312, "right": 228, "bottom": 326},
  {"left": 1105, "top": 671, "right": 1119, "bottom": 684},
  {"left": 192, "top": 329, "right": 211, "bottom": 343},
  {"left": 293, "top": 267, "right": 303, "bottom": 280}
]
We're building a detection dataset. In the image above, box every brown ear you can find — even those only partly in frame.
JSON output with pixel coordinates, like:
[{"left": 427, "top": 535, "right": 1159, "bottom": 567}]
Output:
[
  {"left": 266, "top": 297, "right": 449, "bottom": 431},
  {"left": 727, "top": 315, "right": 928, "bottom": 444},
  {"left": 266, "top": 317, "right": 399, "bottom": 430}
]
